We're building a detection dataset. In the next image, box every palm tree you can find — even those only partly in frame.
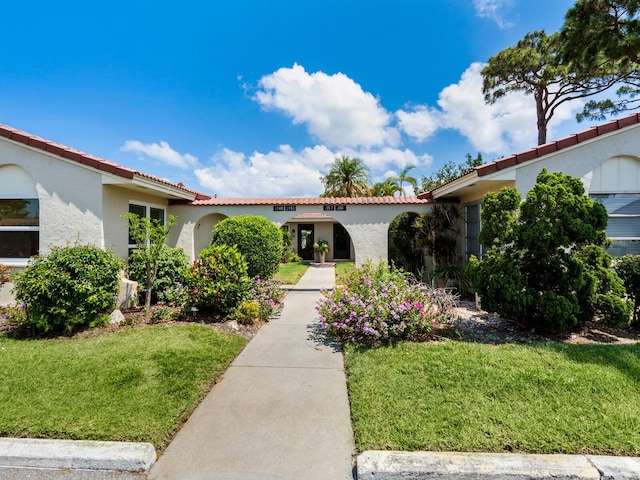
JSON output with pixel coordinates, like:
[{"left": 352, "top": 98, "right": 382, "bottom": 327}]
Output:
[
  {"left": 372, "top": 178, "right": 402, "bottom": 196},
  {"left": 389, "top": 165, "right": 417, "bottom": 195},
  {"left": 320, "top": 156, "right": 371, "bottom": 197}
]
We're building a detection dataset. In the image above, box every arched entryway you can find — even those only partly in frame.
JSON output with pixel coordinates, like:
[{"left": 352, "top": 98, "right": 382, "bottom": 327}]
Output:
[{"left": 282, "top": 214, "right": 355, "bottom": 263}]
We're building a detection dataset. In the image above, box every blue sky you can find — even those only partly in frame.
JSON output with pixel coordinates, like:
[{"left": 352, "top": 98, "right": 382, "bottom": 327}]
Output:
[{"left": 1, "top": 0, "right": 601, "bottom": 197}]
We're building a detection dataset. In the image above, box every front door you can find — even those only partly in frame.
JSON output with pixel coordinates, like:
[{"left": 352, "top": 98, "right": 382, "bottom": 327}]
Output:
[
  {"left": 298, "top": 224, "right": 315, "bottom": 261},
  {"left": 333, "top": 224, "right": 351, "bottom": 259}
]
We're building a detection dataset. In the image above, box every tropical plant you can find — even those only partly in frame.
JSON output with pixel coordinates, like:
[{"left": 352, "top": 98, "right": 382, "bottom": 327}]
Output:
[
  {"left": 389, "top": 165, "right": 418, "bottom": 195},
  {"left": 13, "top": 245, "right": 123, "bottom": 333},
  {"left": 124, "top": 212, "right": 176, "bottom": 321},
  {"left": 212, "top": 215, "right": 283, "bottom": 279},
  {"left": 313, "top": 239, "right": 330, "bottom": 254},
  {"left": 371, "top": 179, "right": 402, "bottom": 196},
  {"left": 320, "top": 155, "right": 371, "bottom": 197}
]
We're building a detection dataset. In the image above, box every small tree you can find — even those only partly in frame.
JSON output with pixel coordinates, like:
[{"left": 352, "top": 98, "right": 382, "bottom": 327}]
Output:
[
  {"left": 212, "top": 215, "right": 283, "bottom": 279},
  {"left": 466, "top": 169, "right": 631, "bottom": 332},
  {"left": 124, "top": 212, "right": 176, "bottom": 320}
]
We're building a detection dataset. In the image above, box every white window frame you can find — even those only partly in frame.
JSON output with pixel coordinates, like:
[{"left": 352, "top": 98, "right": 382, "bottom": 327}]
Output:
[{"left": 127, "top": 201, "right": 167, "bottom": 251}]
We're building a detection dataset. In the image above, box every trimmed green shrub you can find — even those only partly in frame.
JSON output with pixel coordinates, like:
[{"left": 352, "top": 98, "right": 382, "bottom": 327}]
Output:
[
  {"left": 127, "top": 246, "right": 189, "bottom": 304},
  {"left": 228, "top": 299, "right": 260, "bottom": 325},
  {"left": 212, "top": 215, "right": 282, "bottom": 279},
  {"left": 188, "top": 244, "right": 250, "bottom": 315},
  {"left": 466, "top": 169, "right": 629, "bottom": 332},
  {"left": 13, "top": 245, "right": 123, "bottom": 333},
  {"left": 614, "top": 254, "right": 640, "bottom": 324}
]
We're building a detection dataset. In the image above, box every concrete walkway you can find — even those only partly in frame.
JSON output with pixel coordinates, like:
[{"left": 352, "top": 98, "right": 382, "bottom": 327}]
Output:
[{"left": 148, "top": 264, "right": 355, "bottom": 480}]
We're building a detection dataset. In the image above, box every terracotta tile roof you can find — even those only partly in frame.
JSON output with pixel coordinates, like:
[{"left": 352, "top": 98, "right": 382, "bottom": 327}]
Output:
[
  {"left": 418, "top": 112, "right": 640, "bottom": 200},
  {"left": 191, "top": 195, "right": 431, "bottom": 206},
  {"left": 0, "top": 124, "right": 210, "bottom": 200},
  {"left": 476, "top": 112, "right": 640, "bottom": 177}
]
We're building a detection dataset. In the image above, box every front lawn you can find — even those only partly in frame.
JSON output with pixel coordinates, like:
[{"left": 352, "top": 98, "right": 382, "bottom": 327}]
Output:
[
  {"left": 345, "top": 340, "right": 640, "bottom": 455},
  {"left": 0, "top": 325, "right": 246, "bottom": 450},
  {"left": 274, "top": 262, "right": 309, "bottom": 284}
]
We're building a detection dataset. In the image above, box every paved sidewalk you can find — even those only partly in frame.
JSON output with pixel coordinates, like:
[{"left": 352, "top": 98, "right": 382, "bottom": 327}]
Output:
[{"left": 148, "top": 264, "right": 355, "bottom": 480}]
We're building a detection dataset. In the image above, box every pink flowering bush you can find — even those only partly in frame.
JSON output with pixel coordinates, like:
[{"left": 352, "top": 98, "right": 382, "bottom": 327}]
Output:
[
  {"left": 317, "top": 262, "right": 452, "bottom": 344},
  {"left": 249, "top": 276, "right": 284, "bottom": 321}
]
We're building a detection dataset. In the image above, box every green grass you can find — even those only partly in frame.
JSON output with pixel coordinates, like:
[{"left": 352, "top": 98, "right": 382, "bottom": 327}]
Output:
[
  {"left": 0, "top": 325, "right": 246, "bottom": 450},
  {"left": 335, "top": 262, "right": 355, "bottom": 283},
  {"left": 275, "top": 262, "right": 309, "bottom": 284},
  {"left": 345, "top": 340, "right": 640, "bottom": 455}
]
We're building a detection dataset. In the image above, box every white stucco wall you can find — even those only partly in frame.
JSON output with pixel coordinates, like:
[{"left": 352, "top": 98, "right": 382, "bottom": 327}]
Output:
[
  {"left": 169, "top": 203, "right": 429, "bottom": 267},
  {"left": 0, "top": 142, "right": 104, "bottom": 255}
]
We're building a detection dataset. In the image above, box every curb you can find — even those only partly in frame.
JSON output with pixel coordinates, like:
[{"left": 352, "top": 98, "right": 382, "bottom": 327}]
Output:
[
  {"left": 0, "top": 438, "right": 156, "bottom": 473},
  {"left": 357, "top": 451, "right": 640, "bottom": 479}
]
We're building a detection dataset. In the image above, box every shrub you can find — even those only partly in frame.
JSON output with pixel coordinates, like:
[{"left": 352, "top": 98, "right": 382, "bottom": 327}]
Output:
[
  {"left": 614, "top": 254, "right": 640, "bottom": 324},
  {"left": 127, "top": 246, "right": 189, "bottom": 304},
  {"left": 13, "top": 245, "right": 123, "bottom": 333},
  {"left": 212, "top": 215, "right": 282, "bottom": 278},
  {"left": 281, "top": 227, "right": 301, "bottom": 263},
  {"left": 249, "top": 276, "right": 284, "bottom": 321},
  {"left": 0, "top": 264, "right": 10, "bottom": 284},
  {"left": 228, "top": 299, "right": 260, "bottom": 325},
  {"left": 188, "top": 244, "right": 250, "bottom": 315},
  {"left": 317, "top": 262, "right": 449, "bottom": 344}
]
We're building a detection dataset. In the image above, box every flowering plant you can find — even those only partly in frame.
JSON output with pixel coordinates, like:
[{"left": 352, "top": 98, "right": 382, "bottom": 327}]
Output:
[
  {"left": 249, "top": 275, "right": 284, "bottom": 321},
  {"left": 317, "top": 262, "right": 453, "bottom": 344}
]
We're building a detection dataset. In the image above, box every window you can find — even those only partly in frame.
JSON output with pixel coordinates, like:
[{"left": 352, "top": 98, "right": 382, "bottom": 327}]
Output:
[
  {"left": 465, "top": 203, "right": 482, "bottom": 262},
  {"left": 0, "top": 198, "right": 39, "bottom": 262},
  {"left": 128, "top": 203, "right": 166, "bottom": 253},
  {"left": 591, "top": 193, "right": 640, "bottom": 256}
]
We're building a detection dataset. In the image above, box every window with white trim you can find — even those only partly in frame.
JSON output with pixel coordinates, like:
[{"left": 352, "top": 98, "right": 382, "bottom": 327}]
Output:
[{"left": 128, "top": 203, "right": 166, "bottom": 253}]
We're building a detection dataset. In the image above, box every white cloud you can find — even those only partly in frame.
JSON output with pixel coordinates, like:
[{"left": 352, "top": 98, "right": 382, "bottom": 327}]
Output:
[
  {"left": 121, "top": 140, "right": 198, "bottom": 170},
  {"left": 194, "top": 144, "right": 433, "bottom": 198},
  {"left": 473, "top": 0, "right": 513, "bottom": 29},
  {"left": 254, "top": 63, "right": 400, "bottom": 149},
  {"left": 397, "top": 62, "right": 584, "bottom": 156},
  {"left": 195, "top": 145, "right": 335, "bottom": 198},
  {"left": 396, "top": 105, "right": 442, "bottom": 142}
]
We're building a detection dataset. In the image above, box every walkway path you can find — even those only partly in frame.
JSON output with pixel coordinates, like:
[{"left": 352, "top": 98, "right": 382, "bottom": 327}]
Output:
[{"left": 148, "top": 264, "right": 355, "bottom": 480}]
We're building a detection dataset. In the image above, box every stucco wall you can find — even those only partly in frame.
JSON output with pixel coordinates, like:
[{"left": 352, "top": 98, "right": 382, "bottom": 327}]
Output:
[
  {"left": 0, "top": 142, "right": 104, "bottom": 255},
  {"left": 169, "top": 203, "right": 429, "bottom": 267}
]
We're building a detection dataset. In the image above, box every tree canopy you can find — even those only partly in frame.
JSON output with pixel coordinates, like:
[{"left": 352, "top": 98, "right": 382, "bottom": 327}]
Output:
[
  {"left": 560, "top": 0, "right": 640, "bottom": 120},
  {"left": 320, "top": 155, "right": 371, "bottom": 197},
  {"left": 420, "top": 153, "right": 483, "bottom": 192},
  {"left": 482, "top": 30, "right": 625, "bottom": 145}
]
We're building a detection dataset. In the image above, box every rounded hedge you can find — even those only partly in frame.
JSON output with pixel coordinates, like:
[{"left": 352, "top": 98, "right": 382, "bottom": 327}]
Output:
[
  {"left": 211, "top": 215, "right": 283, "bottom": 278},
  {"left": 188, "top": 244, "right": 250, "bottom": 314},
  {"left": 13, "top": 245, "right": 123, "bottom": 333}
]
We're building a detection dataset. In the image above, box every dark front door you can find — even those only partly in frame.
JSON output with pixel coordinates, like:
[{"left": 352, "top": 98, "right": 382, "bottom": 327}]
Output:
[
  {"left": 298, "top": 224, "right": 315, "bottom": 261},
  {"left": 333, "top": 224, "right": 351, "bottom": 259}
]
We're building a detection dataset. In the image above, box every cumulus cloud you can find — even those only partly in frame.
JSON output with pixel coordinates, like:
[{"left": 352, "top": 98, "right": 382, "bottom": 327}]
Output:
[
  {"left": 195, "top": 145, "right": 334, "bottom": 198},
  {"left": 194, "top": 144, "right": 433, "bottom": 198},
  {"left": 121, "top": 140, "right": 198, "bottom": 169},
  {"left": 397, "top": 62, "right": 583, "bottom": 156},
  {"left": 473, "top": 0, "right": 513, "bottom": 29},
  {"left": 254, "top": 64, "right": 400, "bottom": 149}
]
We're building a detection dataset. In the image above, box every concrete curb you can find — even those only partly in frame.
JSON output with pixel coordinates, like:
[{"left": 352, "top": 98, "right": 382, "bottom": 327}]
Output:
[
  {"left": 357, "top": 451, "right": 640, "bottom": 479},
  {"left": 0, "top": 438, "right": 156, "bottom": 473}
]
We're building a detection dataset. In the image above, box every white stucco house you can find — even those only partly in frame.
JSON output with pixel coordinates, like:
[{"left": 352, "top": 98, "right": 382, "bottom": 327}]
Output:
[
  {"left": 2, "top": 112, "right": 640, "bottom": 304},
  {"left": 419, "top": 112, "right": 640, "bottom": 263},
  {"left": 0, "top": 123, "right": 430, "bottom": 304}
]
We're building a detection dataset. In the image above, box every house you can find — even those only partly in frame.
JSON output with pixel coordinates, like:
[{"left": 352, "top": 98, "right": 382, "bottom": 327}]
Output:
[
  {"left": 418, "top": 113, "right": 640, "bottom": 263},
  {"left": 0, "top": 124, "right": 429, "bottom": 304}
]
